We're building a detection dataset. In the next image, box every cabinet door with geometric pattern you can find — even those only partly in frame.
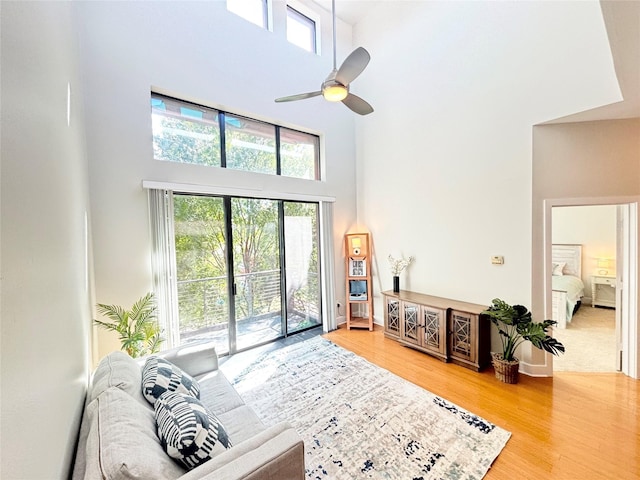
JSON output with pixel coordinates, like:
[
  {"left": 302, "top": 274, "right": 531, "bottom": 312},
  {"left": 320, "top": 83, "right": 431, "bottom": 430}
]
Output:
[
  {"left": 401, "top": 301, "right": 421, "bottom": 346},
  {"left": 421, "top": 306, "right": 446, "bottom": 356},
  {"left": 384, "top": 296, "right": 400, "bottom": 338},
  {"left": 448, "top": 310, "right": 477, "bottom": 364}
]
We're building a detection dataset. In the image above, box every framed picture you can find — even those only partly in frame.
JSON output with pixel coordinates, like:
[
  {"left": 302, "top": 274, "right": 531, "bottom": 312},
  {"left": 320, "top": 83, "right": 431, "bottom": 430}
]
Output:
[{"left": 349, "top": 258, "right": 366, "bottom": 276}]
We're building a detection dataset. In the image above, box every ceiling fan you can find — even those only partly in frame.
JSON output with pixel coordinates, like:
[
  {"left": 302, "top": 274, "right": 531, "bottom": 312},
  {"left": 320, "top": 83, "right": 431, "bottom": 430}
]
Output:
[{"left": 275, "top": 0, "right": 374, "bottom": 115}]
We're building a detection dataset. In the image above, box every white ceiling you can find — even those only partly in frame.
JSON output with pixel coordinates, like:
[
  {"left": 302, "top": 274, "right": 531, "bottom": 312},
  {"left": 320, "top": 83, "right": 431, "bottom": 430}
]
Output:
[
  {"left": 314, "top": 0, "right": 639, "bottom": 122},
  {"left": 548, "top": 0, "right": 639, "bottom": 123}
]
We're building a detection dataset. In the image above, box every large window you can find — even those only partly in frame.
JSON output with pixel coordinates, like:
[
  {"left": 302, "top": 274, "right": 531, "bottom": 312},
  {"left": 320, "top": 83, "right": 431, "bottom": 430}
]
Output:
[{"left": 151, "top": 93, "right": 320, "bottom": 180}]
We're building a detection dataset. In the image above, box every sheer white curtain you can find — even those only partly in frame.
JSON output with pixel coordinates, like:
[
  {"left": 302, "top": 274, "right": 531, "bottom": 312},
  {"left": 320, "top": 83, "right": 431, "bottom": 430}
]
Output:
[
  {"left": 148, "top": 189, "right": 180, "bottom": 347},
  {"left": 320, "top": 201, "right": 337, "bottom": 332}
]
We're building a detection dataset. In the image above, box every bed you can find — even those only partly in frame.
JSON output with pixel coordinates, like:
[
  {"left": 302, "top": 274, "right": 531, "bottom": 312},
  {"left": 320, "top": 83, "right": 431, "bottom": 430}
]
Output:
[{"left": 551, "top": 244, "right": 585, "bottom": 329}]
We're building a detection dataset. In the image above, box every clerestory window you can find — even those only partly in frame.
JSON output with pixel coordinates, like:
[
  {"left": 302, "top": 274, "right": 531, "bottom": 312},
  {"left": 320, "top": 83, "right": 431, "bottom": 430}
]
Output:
[
  {"left": 287, "top": 5, "right": 317, "bottom": 53},
  {"left": 151, "top": 93, "right": 320, "bottom": 180}
]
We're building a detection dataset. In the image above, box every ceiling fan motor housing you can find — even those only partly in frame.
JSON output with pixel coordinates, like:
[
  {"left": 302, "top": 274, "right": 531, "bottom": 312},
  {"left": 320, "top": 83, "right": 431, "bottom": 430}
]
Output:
[{"left": 322, "top": 77, "right": 349, "bottom": 102}]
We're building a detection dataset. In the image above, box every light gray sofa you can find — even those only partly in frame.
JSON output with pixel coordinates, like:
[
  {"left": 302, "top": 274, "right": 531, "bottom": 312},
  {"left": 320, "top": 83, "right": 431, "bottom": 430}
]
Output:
[{"left": 71, "top": 342, "right": 305, "bottom": 480}]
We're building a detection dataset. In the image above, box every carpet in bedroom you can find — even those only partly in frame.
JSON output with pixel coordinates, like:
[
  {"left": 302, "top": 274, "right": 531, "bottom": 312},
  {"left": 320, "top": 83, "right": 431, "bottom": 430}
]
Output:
[
  {"left": 221, "top": 336, "right": 511, "bottom": 479},
  {"left": 553, "top": 305, "right": 617, "bottom": 372}
]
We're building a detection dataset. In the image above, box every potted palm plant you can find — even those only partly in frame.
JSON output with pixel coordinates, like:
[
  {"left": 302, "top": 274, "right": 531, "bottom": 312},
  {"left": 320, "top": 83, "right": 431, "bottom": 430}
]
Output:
[
  {"left": 481, "top": 298, "right": 565, "bottom": 384},
  {"left": 94, "top": 292, "right": 164, "bottom": 358}
]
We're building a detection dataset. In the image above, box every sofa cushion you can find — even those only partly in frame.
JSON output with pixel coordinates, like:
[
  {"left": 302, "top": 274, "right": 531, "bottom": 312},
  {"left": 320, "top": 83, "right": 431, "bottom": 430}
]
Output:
[
  {"left": 197, "top": 370, "right": 245, "bottom": 415},
  {"left": 142, "top": 356, "right": 201, "bottom": 405},
  {"left": 217, "top": 405, "right": 266, "bottom": 444},
  {"left": 155, "top": 391, "right": 233, "bottom": 469},
  {"left": 89, "top": 351, "right": 148, "bottom": 408},
  {"left": 83, "top": 387, "right": 185, "bottom": 480}
]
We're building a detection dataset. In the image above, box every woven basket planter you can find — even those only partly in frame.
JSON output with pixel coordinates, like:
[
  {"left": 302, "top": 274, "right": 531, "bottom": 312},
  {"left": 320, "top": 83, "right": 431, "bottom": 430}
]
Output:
[{"left": 492, "top": 353, "right": 520, "bottom": 384}]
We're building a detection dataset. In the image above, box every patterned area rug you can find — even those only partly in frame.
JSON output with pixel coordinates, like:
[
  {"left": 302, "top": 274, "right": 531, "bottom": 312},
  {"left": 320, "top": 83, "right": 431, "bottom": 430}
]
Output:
[{"left": 222, "top": 337, "right": 511, "bottom": 479}]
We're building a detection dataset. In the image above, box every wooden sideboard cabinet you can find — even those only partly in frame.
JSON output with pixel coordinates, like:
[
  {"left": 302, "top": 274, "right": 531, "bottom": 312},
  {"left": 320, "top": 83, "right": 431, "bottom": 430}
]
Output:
[{"left": 382, "top": 290, "right": 491, "bottom": 371}]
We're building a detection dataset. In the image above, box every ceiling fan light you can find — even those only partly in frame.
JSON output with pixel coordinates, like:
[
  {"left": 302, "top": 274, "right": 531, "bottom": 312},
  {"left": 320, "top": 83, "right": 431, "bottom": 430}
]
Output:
[{"left": 323, "top": 84, "right": 348, "bottom": 102}]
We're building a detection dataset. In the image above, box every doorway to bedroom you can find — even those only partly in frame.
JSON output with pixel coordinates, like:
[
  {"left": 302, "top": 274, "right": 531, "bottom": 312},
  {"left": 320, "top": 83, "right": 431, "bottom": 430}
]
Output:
[{"left": 550, "top": 204, "right": 621, "bottom": 373}]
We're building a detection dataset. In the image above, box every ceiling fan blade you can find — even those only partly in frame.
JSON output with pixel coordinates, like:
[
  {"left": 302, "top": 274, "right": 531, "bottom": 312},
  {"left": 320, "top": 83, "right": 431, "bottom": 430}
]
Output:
[
  {"left": 275, "top": 91, "right": 322, "bottom": 103},
  {"left": 335, "top": 47, "right": 371, "bottom": 86},
  {"left": 342, "top": 93, "right": 374, "bottom": 116}
]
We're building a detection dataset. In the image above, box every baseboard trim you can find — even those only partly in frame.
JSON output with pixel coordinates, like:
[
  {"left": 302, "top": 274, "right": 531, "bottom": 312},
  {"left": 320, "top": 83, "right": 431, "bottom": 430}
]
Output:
[{"left": 519, "top": 360, "right": 552, "bottom": 377}]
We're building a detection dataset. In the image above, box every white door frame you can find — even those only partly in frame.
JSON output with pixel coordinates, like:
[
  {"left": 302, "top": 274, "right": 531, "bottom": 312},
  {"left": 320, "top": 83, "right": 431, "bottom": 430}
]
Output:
[
  {"left": 617, "top": 203, "right": 638, "bottom": 376},
  {"left": 543, "top": 196, "right": 639, "bottom": 379}
]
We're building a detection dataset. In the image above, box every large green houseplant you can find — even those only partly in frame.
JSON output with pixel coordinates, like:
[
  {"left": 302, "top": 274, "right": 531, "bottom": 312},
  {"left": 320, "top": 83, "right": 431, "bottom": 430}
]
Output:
[
  {"left": 94, "top": 292, "right": 164, "bottom": 358},
  {"left": 482, "top": 298, "right": 565, "bottom": 383}
]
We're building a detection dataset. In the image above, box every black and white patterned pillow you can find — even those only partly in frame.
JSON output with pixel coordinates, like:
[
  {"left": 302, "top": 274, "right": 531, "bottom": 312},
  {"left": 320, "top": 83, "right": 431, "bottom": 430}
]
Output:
[
  {"left": 142, "top": 356, "right": 201, "bottom": 405},
  {"left": 154, "top": 391, "right": 232, "bottom": 469}
]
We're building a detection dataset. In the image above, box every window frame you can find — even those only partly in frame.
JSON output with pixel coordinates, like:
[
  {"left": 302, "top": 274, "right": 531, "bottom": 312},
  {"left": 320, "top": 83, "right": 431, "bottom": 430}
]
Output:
[
  {"left": 151, "top": 92, "right": 321, "bottom": 180},
  {"left": 286, "top": 5, "right": 318, "bottom": 53}
]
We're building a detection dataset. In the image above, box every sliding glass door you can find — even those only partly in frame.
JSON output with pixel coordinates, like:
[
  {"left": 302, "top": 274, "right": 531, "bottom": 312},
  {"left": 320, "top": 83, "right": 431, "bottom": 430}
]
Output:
[
  {"left": 172, "top": 193, "right": 320, "bottom": 355},
  {"left": 232, "top": 198, "right": 283, "bottom": 351},
  {"left": 173, "top": 195, "right": 230, "bottom": 354}
]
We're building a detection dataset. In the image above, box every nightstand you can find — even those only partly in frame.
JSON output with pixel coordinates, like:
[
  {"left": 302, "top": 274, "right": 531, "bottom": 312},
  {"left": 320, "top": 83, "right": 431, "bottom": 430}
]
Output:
[{"left": 591, "top": 275, "right": 616, "bottom": 308}]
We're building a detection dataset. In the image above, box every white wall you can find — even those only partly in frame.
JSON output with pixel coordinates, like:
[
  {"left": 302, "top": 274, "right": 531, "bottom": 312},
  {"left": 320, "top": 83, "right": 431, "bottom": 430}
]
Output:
[
  {"left": 1, "top": 2, "right": 92, "bottom": 478},
  {"left": 552, "top": 205, "right": 617, "bottom": 300},
  {"left": 350, "top": 1, "right": 621, "bottom": 360},
  {"left": 73, "top": 0, "right": 359, "bottom": 359}
]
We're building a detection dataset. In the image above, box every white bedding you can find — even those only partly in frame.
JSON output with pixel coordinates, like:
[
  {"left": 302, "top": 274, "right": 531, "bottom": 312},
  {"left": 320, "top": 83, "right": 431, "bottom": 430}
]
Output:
[{"left": 552, "top": 274, "right": 585, "bottom": 322}]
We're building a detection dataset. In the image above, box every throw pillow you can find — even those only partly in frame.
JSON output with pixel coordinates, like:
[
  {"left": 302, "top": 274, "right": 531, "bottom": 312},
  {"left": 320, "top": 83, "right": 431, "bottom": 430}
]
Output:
[
  {"left": 552, "top": 262, "right": 566, "bottom": 276},
  {"left": 142, "top": 356, "right": 201, "bottom": 405},
  {"left": 154, "top": 391, "right": 233, "bottom": 469}
]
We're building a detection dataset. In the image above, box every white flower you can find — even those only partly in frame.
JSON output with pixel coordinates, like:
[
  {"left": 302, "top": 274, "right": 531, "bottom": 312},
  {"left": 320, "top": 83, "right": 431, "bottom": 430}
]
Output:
[{"left": 388, "top": 254, "right": 414, "bottom": 276}]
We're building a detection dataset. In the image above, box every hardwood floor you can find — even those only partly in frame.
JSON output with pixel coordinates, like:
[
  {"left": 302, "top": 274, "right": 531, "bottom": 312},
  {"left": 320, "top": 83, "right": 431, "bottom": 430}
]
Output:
[{"left": 323, "top": 325, "right": 639, "bottom": 480}]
